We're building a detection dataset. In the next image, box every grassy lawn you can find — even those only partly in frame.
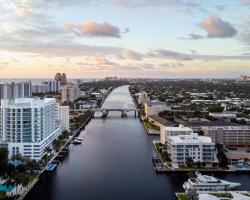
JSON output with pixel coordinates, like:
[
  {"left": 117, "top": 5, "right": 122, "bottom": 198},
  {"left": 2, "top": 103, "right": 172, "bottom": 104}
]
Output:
[
  {"left": 143, "top": 120, "right": 160, "bottom": 131},
  {"left": 176, "top": 193, "right": 188, "bottom": 200},
  {"left": 154, "top": 143, "right": 171, "bottom": 163},
  {"left": 177, "top": 192, "right": 250, "bottom": 200}
]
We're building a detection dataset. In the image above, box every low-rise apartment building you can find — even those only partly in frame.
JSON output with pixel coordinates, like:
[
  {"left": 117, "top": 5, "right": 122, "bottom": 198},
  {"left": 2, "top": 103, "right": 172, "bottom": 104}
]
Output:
[
  {"left": 144, "top": 100, "right": 170, "bottom": 117},
  {"left": 201, "top": 126, "right": 250, "bottom": 147},
  {"left": 160, "top": 125, "right": 193, "bottom": 145},
  {"left": 167, "top": 133, "right": 216, "bottom": 167}
]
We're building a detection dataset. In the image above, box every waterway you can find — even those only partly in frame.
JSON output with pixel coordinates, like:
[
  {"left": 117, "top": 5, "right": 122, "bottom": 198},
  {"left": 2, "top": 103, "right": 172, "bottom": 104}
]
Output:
[{"left": 26, "top": 85, "right": 250, "bottom": 200}]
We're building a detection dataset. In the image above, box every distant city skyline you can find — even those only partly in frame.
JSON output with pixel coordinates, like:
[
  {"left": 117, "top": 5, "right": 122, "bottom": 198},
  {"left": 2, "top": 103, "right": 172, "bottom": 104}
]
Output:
[{"left": 0, "top": 0, "right": 250, "bottom": 78}]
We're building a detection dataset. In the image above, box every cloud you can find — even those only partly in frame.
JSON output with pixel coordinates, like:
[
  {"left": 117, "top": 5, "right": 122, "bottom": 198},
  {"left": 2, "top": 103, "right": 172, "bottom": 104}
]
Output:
[
  {"left": 241, "top": 0, "right": 250, "bottom": 5},
  {"left": 0, "top": 62, "right": 9, "bottom": 65},
  {"left": 179, "top": 33, "right": 204, "bottom": 40},
  {"left": 139, "top": 63, "right": 154, "bottom": 69},
  {"left": 0, "top": 24, "right": 123, "bottom": 57},
  {"left": 86, "top": 55, "right": 116, "bottom": 65},
  {"left": 151, "top": 49, "right": 193, "bottom": 61},
  {"left": 200, "top": 15, "right": 237, "bottom": 38},
  {"left": 2, "top": 0, "right": 201, "bottom": 11},
  {"left": 146, "top": 48, "right": 250, "bottom": 61},
  {"left": 214, "top": 5, "right": 227, "bottom": 11},
  {"left": 121, "top": 49, "right": 143, "bottom": 60},
  {"left": 159, "top": 62, "right": 183, "bottom": 67},
  {"left": 76, "top": 55, "right": 121, "bottom": 71},
  {"left": 237, "top": 17, "right": 250, "bottom": 47},
  {"left": 182, "top": 16, "right": 237, "bottom": 40},
  {"left": 188, "top": 34, "right": 204, "bottom": 40},
  {"left": 0, "top": 40, "right": 122, "bottom": 57},
  {"left": 64, "top": 21, "right": 123, "bottom": 38},
  {"left": 240, "top": 31, "right": 250, "bottom": 46}
]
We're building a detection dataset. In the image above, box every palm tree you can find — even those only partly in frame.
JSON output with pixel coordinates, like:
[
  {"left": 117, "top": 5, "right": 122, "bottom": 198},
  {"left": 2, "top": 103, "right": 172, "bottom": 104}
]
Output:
[{"left": 4, "top": 173, "right": 32, "bottom": 199}]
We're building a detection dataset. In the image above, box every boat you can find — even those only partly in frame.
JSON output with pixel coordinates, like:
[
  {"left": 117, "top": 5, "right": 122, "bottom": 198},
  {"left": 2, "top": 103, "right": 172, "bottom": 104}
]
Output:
[
  {"left": 75, "top": 137, "right": 82, "bottom": 141},
  {"left": 183, "top": 172, "right": 241, "bottom": 192},
  {"left": 73, "top": 137, "right": 82, "bottom": 144},
  {"left": 121, "top": 112, "right": 127, "bottom": 117},
  {"left": 101, "top": 111, "right": 108, "bottom": 118},
  {"left": 121, "top": 110, "right": 128, "bottom": 117}
]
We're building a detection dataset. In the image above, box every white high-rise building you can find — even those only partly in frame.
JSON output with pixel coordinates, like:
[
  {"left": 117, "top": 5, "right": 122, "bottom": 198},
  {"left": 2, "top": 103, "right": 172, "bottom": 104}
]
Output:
[
  {"left": 61, "top": 85, "right": 80, "bottom": 102},
  {"left": 32, "top": 80, "right": 61, "bottom": 94},
  {"left": 49, "top": 80, "right": 61, "bottom": 93},
  {"left": 0, "top": 82, "right": 32, "bottom": 99},
  {"left": 0, "top": 98, "right": 61, "bottom": 160},
  {"left": 167, "top": 133, "right": 216, "bottom": 167},
  {"left": 58, "top": 105, "right": 70, "bottom": 131},
  {"left": 160, "top": 125, "right": 193, "bottom": 145}
]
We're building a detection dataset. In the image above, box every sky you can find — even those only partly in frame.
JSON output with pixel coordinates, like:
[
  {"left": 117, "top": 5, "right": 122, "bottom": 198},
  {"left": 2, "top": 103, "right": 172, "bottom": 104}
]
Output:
[{"left": 0, "top": 0, "right": 250, "bottom": 79}]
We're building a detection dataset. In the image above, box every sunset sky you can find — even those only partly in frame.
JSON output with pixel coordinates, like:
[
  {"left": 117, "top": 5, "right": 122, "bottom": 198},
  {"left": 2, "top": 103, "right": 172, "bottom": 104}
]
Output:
[{"left": 0, "top": 0, "right": 250, "bottom": 78}]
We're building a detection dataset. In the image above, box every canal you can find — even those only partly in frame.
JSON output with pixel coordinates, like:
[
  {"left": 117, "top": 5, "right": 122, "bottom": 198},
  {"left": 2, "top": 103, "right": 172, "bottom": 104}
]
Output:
[{"left": 26, "top": 85, "right": 250, "bottom": 200}]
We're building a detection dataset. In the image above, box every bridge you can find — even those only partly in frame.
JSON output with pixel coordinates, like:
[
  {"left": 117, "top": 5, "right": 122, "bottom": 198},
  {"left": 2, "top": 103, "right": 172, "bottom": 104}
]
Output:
[{"left": 70, "top": 108, "right": 139, "bottom": 117}]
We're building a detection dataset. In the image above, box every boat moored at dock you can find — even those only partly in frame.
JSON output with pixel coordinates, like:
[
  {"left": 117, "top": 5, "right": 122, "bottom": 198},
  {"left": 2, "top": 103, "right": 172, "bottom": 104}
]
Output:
[
  {"left": 183, "top": 172, "right": 241, "bottom": 192},
  {"left": 73, "top": 137, "right": 82, "bottom": 144}
]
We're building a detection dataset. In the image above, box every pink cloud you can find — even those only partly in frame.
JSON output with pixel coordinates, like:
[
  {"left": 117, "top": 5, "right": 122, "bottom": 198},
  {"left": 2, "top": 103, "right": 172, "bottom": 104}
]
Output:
[
  {"left": 64, "top": 21, "right": 122, "bottom": 38},
  {"left": 200, "top": 16, "right": 237, "bottom": 38}
]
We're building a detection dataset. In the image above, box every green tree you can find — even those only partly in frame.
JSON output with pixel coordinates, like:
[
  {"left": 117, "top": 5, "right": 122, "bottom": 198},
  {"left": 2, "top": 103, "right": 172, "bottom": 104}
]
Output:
[
  {"left": 207, "top": 105, "right": 224, "bottom": 113},
  {"left": 187, "top": 170, "right": 196, "bottom": 178},
  {"left": 4, "top": 173, "right": 33, "bottom": 198},
  {"left": 215, "top": 143, "right": 228, "bottom": 169},
  {"left": 186, "top": 157, "right": 194, "bottom": 168},
  {"left": 0, "top": 147, "right": 8, "bottom": 177},
  {"left": 53, "top": 139, "right": 62, "bottom": 152}
]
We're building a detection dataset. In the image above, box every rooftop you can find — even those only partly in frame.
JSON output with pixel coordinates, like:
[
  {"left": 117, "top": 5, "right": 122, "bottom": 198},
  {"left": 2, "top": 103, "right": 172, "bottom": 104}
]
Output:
[
  {"left": 169, "top": 133, "right": 212, "bottom": 144},
  {"left": 201, "top": 125, "right": 250, "bottom": 130},
  {"left": 183, "top": 120, "right": 238, "bottom": 127},
  {"left": 148, "top": 115, "right": 175, "bottom": 126},
  {"left": 1, "top": 98, "right": 56, "bottom": 107},
  {"left": 145, "top": 100, "right": 166, "bottom": 105},
  {"left": 164, "top": 125, "right": 193, "bottom": 132}
]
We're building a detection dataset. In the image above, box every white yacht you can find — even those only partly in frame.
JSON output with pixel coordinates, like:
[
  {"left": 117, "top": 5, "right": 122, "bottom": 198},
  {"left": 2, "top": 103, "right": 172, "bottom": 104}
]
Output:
[
  {"left": 183, "top": 172, "right": 241, "bottom": 192},
  {"left": 75, "top": 137, "right": 82, "bottom": 141},
  {"left": 73, "top": 137, "right": 82, "bottom": 144}
]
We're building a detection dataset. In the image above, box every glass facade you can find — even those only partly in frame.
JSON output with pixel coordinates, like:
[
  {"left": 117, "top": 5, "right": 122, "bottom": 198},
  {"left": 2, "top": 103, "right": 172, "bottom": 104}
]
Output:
[{"left": 0, "top": 98, "right": 61, "bottom": 160}]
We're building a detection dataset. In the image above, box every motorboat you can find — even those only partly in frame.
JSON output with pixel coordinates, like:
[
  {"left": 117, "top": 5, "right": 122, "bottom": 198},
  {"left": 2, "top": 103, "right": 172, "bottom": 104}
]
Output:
[
  {"left": 73, "top": 137, "right": 82, "bottom": 144},
  {"left": 183, "top": 172, "right": 241, "bottom": 192}
]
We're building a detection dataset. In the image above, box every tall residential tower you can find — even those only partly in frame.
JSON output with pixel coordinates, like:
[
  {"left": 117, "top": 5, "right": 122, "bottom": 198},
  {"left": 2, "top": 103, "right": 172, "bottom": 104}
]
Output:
[{"left": 0, "top": 98, "right": 61, "bottom": 160}]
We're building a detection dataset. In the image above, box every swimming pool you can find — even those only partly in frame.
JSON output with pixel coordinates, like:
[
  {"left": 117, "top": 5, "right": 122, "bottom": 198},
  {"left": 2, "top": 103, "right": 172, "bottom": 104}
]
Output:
[{"left": 0, "top": 184, "right": 15, "bottom": 192}]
